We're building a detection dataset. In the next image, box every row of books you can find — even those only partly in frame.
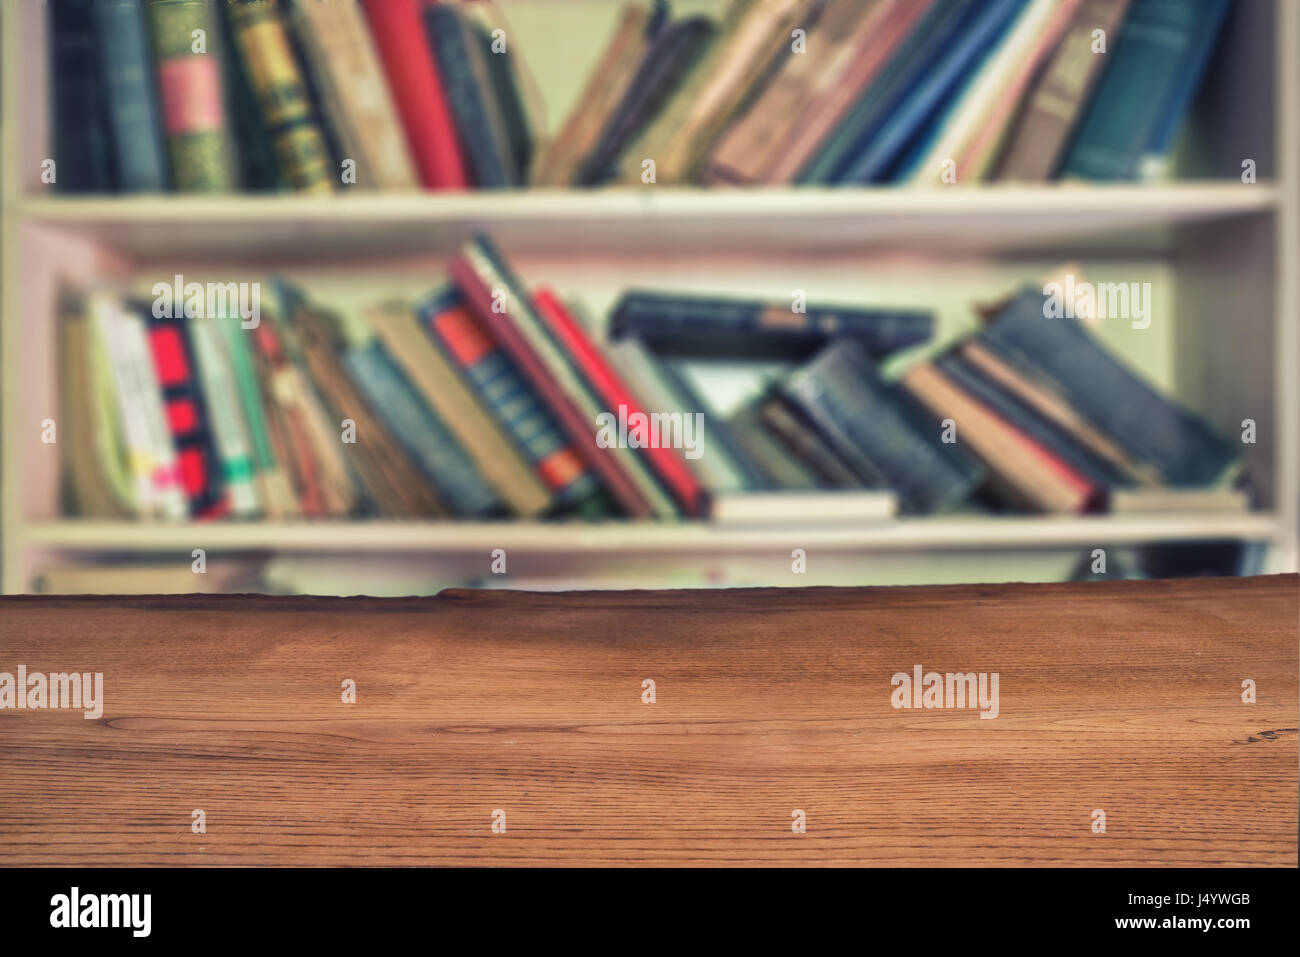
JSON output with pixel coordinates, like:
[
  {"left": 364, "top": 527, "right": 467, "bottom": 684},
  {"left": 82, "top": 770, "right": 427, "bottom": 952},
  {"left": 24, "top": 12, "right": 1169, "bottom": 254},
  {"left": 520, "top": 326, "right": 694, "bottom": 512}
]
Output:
[
  {"left": 50, "top": 0, "right": 1231, "bottom": 194},
  {"left": 50, "top": 0, "right": 540, "bottom": 193},
  {"left": 59, "top": 237, "right": 1246, "bottom": 526}
]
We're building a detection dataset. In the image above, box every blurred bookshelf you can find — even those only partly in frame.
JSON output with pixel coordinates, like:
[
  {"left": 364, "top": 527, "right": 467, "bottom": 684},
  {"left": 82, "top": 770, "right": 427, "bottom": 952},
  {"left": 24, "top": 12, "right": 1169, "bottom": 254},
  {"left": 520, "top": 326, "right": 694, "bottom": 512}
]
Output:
[{"left": 2, "top": 0, "right": 1297, "bottom": 594}]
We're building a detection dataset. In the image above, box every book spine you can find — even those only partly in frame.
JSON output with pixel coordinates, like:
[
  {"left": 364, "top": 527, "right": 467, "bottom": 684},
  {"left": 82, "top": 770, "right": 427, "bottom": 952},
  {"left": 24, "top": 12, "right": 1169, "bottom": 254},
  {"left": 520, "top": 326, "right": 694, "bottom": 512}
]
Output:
[
  {"left": 190, "top": 319, "right": 261, "bottom": 517},
  {"left": 1060, "top": 0, "right": 1224, "bottom": 180},
  {"left": 451, "top": 239, "right": 654, "bottom": 518},
  {"left": 361, "top": 0, "right": 469, "bottom": 189},
  {"left": 344, "top": 341, "right": 501, "bottom": 518},
  {"left": 379, "top": 299, "right": 551, "bottom": 517},
  {"left": 144, "top": 0, "right": 237, "bottom": 191},
  {"left": 287, "top": 0, "right": 418, "bottom": 190},
  {"left": 422, "top": 291, "right": 602, "bottom": 510},
  {"left": 781, "top": 341, "right": 983, "bottom": 513},
  {"left": 467, "top": 15, "right": 533, "bottom": 183},
  {"left": 143, "top": 304, "right": 226, "bottom": 517},
  {"left": 49, "top": 0, "right": 115, "bottom": 191},
  {"left": 92, "top": 0, "right": 169, "bottom": 191},
  {"left": 995, "top": 0, "right": 1133, "bottom": 181},
  {"left": 610, "top": 292, "right": 932, "bottom": 359},
  {"left": 423, "top": 4, "right": 511, "bottom": 188},
  {"left": 251, "top": 322, "right": 328, "bottom": 516},
  {"left": 226, "top": 0, "right": 334, "bottom": 193},
  {"left": 758, "top": 397, "right": 864, "bottom": 489},
  {"left": 724, "top": 401, "right": 821, "bottom": 491},
  {"left": 532, "top": 288, "right": 706, "bottom": 517}
]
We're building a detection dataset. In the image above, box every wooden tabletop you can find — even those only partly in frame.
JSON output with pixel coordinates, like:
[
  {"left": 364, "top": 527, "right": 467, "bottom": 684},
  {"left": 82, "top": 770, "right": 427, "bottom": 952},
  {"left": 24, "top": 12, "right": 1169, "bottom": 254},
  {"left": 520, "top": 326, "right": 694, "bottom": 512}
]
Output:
[{"left": 0, "top": 575, "right": 1295, "bottom": 867}]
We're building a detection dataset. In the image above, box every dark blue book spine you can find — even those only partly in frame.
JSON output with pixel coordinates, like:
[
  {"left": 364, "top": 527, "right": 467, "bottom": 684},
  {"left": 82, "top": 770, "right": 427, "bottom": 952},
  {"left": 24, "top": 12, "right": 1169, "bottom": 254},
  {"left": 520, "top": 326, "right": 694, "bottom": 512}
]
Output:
[
  {"left": 1061, "top": 0, "right": 1229, "bottom": 180},
  {"left": 610, "top": 291, "right": 933, "bottom": 359},
  {"left": 978, "top": 290, "right": 1236, "bottom": 485},
  {"left": 838, "top": 0, "right": 1027, "bottom": 184},
  {"left": 49, "top": 0, "right": 116, "bottom": 191},
  {"left": 93, "top": 0, "right": 169, "bottom": 191},
  {"left": 1142, "top": 0, "right": 1231, "bottom": 161},
  {"left": 344, "top": 340, "right": 501, "bottom": 517},
  {"left": 423, "top": 5, "right": 510, "bottom": 188},
  {"left": 781, "top": 341, "right": 984, "bottom": 513}
]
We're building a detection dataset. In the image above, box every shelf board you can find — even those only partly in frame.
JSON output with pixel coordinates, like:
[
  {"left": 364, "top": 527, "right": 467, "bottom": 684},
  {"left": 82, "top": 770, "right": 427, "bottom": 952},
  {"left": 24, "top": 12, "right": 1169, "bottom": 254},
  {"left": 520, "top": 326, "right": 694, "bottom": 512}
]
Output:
[
  {"left": 18, "top": 513, "right": 1283, "bottom": 554},
  {"left": 15, "top": 183, "right": 1279, "bottom": 261}
]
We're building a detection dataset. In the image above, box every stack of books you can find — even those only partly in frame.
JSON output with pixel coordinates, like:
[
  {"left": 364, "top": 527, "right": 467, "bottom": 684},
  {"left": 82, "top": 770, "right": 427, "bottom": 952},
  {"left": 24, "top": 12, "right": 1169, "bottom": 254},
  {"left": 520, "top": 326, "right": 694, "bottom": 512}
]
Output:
[
  {"left": 48, "top": 0, "right": 1232, "bottom": 193},
  {"left": 58, "top": 237, "right": 1246, "bottom": 526}
]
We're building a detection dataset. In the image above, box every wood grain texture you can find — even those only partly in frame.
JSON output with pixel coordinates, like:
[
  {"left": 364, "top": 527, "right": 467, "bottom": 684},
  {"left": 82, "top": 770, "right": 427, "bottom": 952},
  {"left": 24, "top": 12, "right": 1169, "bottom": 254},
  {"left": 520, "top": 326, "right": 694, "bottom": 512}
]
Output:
[{"left": 0, "top": 575, "right": 1295, "bottom": 867}]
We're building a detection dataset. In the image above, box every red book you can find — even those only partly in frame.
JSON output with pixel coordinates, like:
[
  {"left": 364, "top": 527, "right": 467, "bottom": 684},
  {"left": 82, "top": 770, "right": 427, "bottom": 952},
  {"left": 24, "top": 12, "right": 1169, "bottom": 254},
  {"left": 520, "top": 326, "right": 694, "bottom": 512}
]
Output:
[
  {"left": 532, "top": 287, "right": 709, "bottom": 517},
  {"left": 449, "top": 246, "right": 653, "bottom": 519},
  {"left": 361, "top": 0, "right": 468, "bottom": 189}
]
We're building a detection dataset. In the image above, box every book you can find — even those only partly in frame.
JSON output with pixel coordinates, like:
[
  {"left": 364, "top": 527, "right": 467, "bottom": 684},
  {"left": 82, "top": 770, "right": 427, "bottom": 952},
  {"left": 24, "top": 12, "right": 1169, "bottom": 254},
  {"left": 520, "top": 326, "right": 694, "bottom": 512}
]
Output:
[
  {"left": 225, "top": 0, "right": 334, "bottom": 193},
  {"left": 576, "top": 15, "right": 717, "bottom": 185},
  {"left": 289, "top": 304, "right": 445, "bottom": 519},
  {"left": 609, "top": 290, "right": 933, "bottom": 359},
  {"left": 142, "top": 301, "right": 226, "bottom": 516},
  {"left": 59, "top": 288, "right": 134, "bottom": 517},
  {"left": 288, "top": 0, "right": 419, "bottom": 190},
  {"left": 421, "top": 287, "right": 606, "bottom": 514},
  {"left": 725, "top": 400, "right": 821, "bottom": 491},
  {"left": 757, "top": 396, "right": 864, "bottom": 489},
  {"left": 909, "top": 0, "right": 1065, "bottom": 185},
  {"left": 706, "top": 0, "right": 884, "bottom": 184},
  {"left": 763, "top": 0, "right": 933, "bottom": 183},
  {"left": 833, "top": 0, "right": 1029, "bottom": 184},
  {"left": 189, "top": 317, "right": 262, "bottom": 517},
  {"left": 780, "top": 341, "right": 984, "bottom": 513},
  {"left": 424, "top": 3, "right": 515, "bottom": 188},
  {"left": 344, "top": 340, "right": 501, "bottom": 518},
  {"left": 92, "top": 0, "right": 169, "bottom": 191},
  {"left": 976, "top": 289, "right": 1238, "bottom": 486},
  {"left": 462, "top": 1, "right": 541, "bottom": 183},
  {"left": 374, "top": 297, "right": 551, "bottom": 517},
  {"left": 450, "top": 237, "right": 654, "bottom": 518},
  {"left": 219, "top": 317, "right": 298, "bottom": 518},
  {"left": 1109, "top": 487, "right": 1250, "bottom": 513},
  {"left": 995, "top": 0, "right": 1134, "bottom": 180},
  {"left": 900, "top": 361, "right": 1098, "bottom": 513},
  {"left": 1060, "top": 0, "right": 1230, "bottom": 180},
  {"left": 251, "top": 313, "right": 357, "bottom": 517},
  {"left": 533, "top": 288, "right": 705, "bottom": 517},
  {"left": 93, "top": 295, "right": 188, "bottom": 519},
  {"left": 951, "top": 0, "right": 1086, "bottom": 182},
  {"left": 710, "top": 489, "right": 897, "bottom": 524},
  {"left": 620, "top": 0, "right": 812, "bottom": 184},
  {"left": 604, "top": 338, "right": 762, "bottom": 494},
  {"left": 49, "top": 0, "right": 115, "bottom": 191},
  {"left": 361, "top": 0, "right": 469, "bottom": 189},
  {"left": 531, "top": 2, "right": 654, "bottom": 186},
  {"left": 143, "top": 0, "right": 238, "bottom": 191}
]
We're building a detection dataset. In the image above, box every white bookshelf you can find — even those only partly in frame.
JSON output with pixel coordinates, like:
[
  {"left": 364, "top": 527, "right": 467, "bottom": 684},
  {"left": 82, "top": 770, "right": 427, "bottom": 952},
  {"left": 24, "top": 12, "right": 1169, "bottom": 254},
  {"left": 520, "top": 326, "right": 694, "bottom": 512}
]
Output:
[{"left": 2, "top": 0, "right": 1297, "bottom": 593}]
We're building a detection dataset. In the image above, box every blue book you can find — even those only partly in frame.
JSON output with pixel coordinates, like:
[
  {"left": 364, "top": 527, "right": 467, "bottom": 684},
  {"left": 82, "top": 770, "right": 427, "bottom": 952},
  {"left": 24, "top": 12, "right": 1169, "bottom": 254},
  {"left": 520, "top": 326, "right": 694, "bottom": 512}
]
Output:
[
  {"left": 344, "top": 340, "right": 502, "bottom": 517},
  {"left": 837, "top": 0, "right": 1027, "bottom": 184},
  {"left": 49, "top": 0, "right": 115, "bottom": 191},
  {"left": 1061, "top": 0, "right": 1231, "bottom": 180},
  {"left": 92, "top": 0, "right": 169, "bottom": 191}
]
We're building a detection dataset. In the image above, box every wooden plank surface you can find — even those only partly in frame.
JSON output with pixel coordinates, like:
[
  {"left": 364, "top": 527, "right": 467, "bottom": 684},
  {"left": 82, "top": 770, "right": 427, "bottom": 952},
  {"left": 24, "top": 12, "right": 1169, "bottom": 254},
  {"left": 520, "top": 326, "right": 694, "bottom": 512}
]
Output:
[{"left": 0, "top": 575, "right": 1295, "bottom": 866}]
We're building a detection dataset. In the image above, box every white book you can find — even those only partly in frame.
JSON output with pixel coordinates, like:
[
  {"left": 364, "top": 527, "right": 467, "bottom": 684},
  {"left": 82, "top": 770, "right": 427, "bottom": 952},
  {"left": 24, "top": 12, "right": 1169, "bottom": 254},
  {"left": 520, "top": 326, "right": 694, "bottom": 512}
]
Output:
[{"left": 190, "top": 317, "right": 261, "bottom": 517}]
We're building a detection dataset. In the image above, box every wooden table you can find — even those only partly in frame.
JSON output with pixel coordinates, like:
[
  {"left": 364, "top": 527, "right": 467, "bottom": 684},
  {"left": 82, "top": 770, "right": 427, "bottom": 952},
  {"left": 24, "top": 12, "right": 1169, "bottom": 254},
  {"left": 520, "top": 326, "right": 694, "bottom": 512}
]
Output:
[{"left": 0, "top": 575, "right": 1295, "bottom": 866}]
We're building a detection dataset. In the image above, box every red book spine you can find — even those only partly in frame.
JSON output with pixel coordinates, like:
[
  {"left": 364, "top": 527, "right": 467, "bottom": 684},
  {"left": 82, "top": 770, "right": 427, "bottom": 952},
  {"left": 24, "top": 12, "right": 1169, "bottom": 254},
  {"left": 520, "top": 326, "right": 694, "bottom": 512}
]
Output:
[
  {"left": 361, "top": 0, "right": 468, "bottom": 190},
  {"left": 532, "top": 287, "right": 709, "bottom": 517},
  {"left": 449, "top": 254, "right": 653, "bottom": 519}
]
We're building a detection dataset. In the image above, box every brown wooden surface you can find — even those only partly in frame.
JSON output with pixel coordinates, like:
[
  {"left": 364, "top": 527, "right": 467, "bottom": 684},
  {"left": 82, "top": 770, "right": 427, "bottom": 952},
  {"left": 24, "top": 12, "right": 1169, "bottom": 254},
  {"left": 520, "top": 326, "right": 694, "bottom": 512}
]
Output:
[{"left": 0, "top": 575, "right": 1295, "bottom": 866}]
